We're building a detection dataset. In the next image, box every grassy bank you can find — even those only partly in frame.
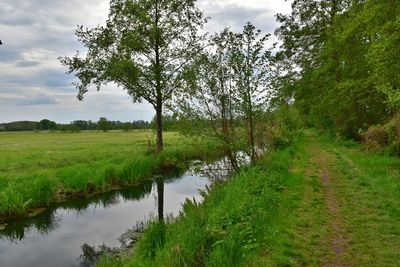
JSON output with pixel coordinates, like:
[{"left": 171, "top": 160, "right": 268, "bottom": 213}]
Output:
[
  {"left": 99, "top": 134, "right": 306, "bottom": 266},
  {"left": 99, "top": 130, "right": 400, "bottom": 266},
  {"left": 0, "top": 131, "right": 214, "bottom": 218}
]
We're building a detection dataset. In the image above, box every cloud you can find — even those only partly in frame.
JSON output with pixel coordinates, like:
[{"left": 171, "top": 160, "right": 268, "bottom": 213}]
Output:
[
  {"left": 0, "top": 0, "right": 291, "bottom": 123},
  {"left": 15, "top": 93, "right": 58, "bottom": 106},
  {"left": 14, "top": 61, "right": 41, "bottom": 68},
  {"left": 202, "top": 3, "right": 275, "bottom": 33}
]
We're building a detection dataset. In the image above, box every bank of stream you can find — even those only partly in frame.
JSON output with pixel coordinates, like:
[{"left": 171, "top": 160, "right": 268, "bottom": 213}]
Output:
[{"left": 0, "top": 157, "right": 239, "bottom": 267}]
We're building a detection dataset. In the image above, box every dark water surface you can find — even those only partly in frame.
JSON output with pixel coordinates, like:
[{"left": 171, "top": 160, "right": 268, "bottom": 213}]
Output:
[{"left": 0, "top": 163, "right": 216, "bottom": 267}]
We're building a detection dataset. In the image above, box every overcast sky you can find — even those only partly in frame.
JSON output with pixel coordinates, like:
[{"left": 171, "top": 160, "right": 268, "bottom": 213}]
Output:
[{"left": 0, "top": 0, "right": 291, "bottom": 123}]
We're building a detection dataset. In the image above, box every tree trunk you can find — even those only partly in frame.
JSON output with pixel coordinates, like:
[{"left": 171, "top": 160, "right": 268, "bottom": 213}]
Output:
[
  {"left": 155, "top": 105, "right": 163, "bottom": 154},
  {"left": 154, "top": 0, "right": 163, "bottom": 154},
  {"left": 156, "top": 177, "right": 164, "bottom": 222},
  {"left": 248, "top": 107, "right": 256, "bottom": 161},
  {"left": 227, "top": 149, "right": 239, "bottom": 171}
]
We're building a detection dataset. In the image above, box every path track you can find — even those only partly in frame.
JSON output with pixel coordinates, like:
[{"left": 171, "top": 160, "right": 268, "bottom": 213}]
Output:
[{"left": 301, "top": 132, "right": 351, "bottom": 266}]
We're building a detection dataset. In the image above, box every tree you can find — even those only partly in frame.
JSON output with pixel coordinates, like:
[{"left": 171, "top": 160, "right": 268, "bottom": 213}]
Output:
[
  {"left": 132, "top": 120, "right": 151, "bottom": 129},
  {"left": 275, "top": 0, "right": 346, "bottom": 73},
  {"left": 362, "top": 0, "right": 400, "bottom": 110},
  {"left": 60, "top": 0, "right": 207, "bottom": 153},
  {"left": 98, "top": 117, "right": 111, "bottom": 132},
  {"left": 37, "top": 119, "right": 57, "bottom": 131},
  {"left": 230, "top": 22, "right": 273, "bottom": 160},
  {"left": 274, "top": 0, "right": 391, "bottom": 137},
  {"left": 177, "top": 29, "right": 242, "bottom": 170},
  {"left": 150, "top": 114, "right": 178, "bottom": 131},
  {"left": 122, "top": 122, "right": 133, "bottom": 132}
]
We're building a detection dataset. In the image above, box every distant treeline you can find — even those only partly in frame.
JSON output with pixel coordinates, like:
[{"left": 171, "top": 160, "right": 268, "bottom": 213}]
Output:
[
  {"left": 0, "top": 119, "right": 149, "bottom": 132},
  {"left": 0, "top": 115, "right": 179, "bottom": 132}
]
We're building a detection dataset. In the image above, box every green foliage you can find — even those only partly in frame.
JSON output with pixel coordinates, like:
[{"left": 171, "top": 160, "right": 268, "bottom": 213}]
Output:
[
  {"left": 229, "top": 22, "right": 274, "bottom": 160},
  {"left": 37, "top": 119, "right": 57, "bottom": 131},
  {"left": 362, "top": 114, "right": 400, "bottom": 156},
  {"left": 136, "top": 221, "right": 166, "bottom": 259},
  {"left": 122, "top": 122, "right": 133, "bottom": 132},
  {"left": 176, "top": 23, "right": 274, "bottom": 163},
  {"left": 150, "top": 114, "right": 178, "bottom": 132},
  {"left": 98, "top": 117, "right": 111, "bottom": 132},
  {"left": 60, "top": 0, "right": 207, "bottom": 152},
  {"left": 275, "top": 0, "right": 399, "bottom": 138},
  {"left": 176, "top": 28, "right": 246, "bottom": 169},
  {"left": 264, "top": 105, "right": 303, "bottom": 150},
  {"left": 0, "top": 121, "right": 38, "bottom": 132}
]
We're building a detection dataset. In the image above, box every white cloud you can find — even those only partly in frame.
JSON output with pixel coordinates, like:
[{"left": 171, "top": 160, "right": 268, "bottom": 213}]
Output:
[{"left": 0, "top": 0, "right": 291, "bottom": 123}]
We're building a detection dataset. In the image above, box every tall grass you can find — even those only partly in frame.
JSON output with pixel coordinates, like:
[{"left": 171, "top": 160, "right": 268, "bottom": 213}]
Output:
[
  {"left": 99, "top": 136, "right": 303, "bottom": 266},
  {"left": 0, "top": 131, "right": 214, "bottom": 217}
]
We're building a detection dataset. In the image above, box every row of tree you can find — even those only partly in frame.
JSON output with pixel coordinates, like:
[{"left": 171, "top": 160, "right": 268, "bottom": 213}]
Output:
[
  {"left": 0, "top": 118, "right": 158, "bottom": 132},
  {"left": 274, "top": 0, "right": 400, "bottom": 138}
]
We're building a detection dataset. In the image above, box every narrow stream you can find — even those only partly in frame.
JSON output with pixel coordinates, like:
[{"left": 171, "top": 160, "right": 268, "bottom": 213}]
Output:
[{"left": 0, "top": 159, "right": 234, "bottom": 267}]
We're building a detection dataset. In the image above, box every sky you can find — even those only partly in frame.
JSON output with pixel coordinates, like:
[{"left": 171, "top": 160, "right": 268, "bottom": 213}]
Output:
[{"left": 0, "top": 0, "right": 291, "bottom": 123}]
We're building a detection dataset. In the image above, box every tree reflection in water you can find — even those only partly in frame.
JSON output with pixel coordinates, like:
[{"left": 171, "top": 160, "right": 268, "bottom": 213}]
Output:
[
  {"left": 0, "top": 180, "right": 153, "bottom": 242},
  {"left": 78, "top": 154, "right": 250, "bottom": 266}
]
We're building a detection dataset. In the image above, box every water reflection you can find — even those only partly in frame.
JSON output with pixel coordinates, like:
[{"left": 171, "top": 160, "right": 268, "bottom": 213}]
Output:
[
  {"left": 0, "top": 180, "right": 153, "bottom": 242},
  {"left": 0, "top": 156, "right": 244, "bottom": 267},
  {"left": 77, "top": 155, "right": 250, "bottom": 266},
  {"left": 157, "top": 178, "right": 164, "bottom": 222},
  {"left": 190, "top": 151, "right": 250, "bottom": 183}
]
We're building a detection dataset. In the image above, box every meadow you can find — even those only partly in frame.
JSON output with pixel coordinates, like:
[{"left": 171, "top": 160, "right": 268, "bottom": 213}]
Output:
[{"left": 0, "top": 131, "right": 213, "bottom": 217}]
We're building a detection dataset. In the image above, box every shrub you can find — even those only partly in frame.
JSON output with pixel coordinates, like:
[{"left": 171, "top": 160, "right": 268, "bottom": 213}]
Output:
[
  {"left": 363, "top": 126, "right": 388, "bottom": 146},
  {"left": 264, "top": 105, "right": 303, "bottom": 150},
  {"left": 362, "top": 125, "right": 388, "bottom": 152},
  {"left": 384, "top": 114, "right": 400, "bottom": 143},
  {"left": 362, "top": 114, "right": 400, "bottom": 155}
]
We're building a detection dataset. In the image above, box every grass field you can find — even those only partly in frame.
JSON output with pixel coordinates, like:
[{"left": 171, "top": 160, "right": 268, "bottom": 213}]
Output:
[
  {"left": 0, "top": 131, "right": 212, "bottom": 217},
  {"left": 99, "top": 130, "right": 400, "bottom": 266}
]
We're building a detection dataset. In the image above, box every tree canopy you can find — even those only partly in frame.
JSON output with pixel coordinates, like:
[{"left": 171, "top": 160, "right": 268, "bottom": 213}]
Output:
[
  {"left": 275, "top": 0, "right": 399, "bottom": 138},
  {"left": 60, "top": 0, "right": 207, "bottom": 152}
]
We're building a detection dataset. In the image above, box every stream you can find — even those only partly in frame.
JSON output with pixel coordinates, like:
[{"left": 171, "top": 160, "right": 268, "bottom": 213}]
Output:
[{"left": 0, "top": 158, "right": 237, "bottom": 267}]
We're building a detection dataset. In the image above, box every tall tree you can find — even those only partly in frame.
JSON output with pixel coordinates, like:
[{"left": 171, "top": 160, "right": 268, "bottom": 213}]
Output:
[
  {"left": 60, "top": 0, "right": 207, "bottom": 153},
  {"left": 275, "top": 0, "right": 390, "bottom": 137},
  {"left": 362, "top": 0, "right": 400, "bottom": 110},
  {"left": 274, "top": 0, "right": 345, "bottom": 129},
  {"left": 230, "top": 22, "right": 273, "bottom": 160},
  {"left": 177, "top": 29, "right": 241, "bottom": 170}
]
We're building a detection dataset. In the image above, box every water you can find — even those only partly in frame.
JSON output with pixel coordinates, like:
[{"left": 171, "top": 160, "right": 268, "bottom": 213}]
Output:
[{"left": 0, "top": 164, "right": 218, "bottom": 267}]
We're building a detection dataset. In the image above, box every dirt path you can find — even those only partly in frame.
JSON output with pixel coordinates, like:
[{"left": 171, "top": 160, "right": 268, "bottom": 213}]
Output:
[
  {"left": 303, "top": 133, "right": 351, "bottom": 266},
  {"left": 283, "top": 131, "right": 400, "bottom": 266}
]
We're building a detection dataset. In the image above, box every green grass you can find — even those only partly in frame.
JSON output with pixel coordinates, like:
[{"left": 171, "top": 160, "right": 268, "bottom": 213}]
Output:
[
  {"left": 98, "top": 130, "right": 400, "bottom": 266},
  {"left": 0, "top": 131, "right": 213, "bottom": 217},
  {"left": 98, "top": 134, "right": 305, "bottom": 267},
  {"left": 320, "top": 138, "right": 400, "bottom": 265}
]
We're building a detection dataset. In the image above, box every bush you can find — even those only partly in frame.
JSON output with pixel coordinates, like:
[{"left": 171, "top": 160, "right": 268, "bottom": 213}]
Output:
[
  {"left": 362, "top": 126, "right": 388, "bottom": 152},
  {"left": 384, "top": 115, "right": 400, "bottom": 143},
  {"left": 264, "top": 105, "right": 303, "bottom": 150},
  {"left": 362, "top": 114, "right": 400, "bottom": 155}
]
